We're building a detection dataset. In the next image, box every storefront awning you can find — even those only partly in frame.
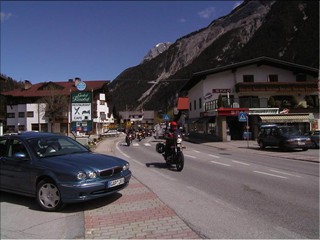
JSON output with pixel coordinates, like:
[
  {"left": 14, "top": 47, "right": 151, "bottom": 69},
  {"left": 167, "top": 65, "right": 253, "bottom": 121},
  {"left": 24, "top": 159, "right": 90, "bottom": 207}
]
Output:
[{"left": 260, "top": 114, "right": 311, "bottom": 123}]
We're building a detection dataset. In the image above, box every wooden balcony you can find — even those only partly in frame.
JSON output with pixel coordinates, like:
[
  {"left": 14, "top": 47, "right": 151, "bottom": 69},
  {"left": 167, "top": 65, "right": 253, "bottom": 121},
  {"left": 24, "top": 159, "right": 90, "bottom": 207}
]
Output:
[{"left": 235, "top": 82, "right": 318, "bottom": 93}]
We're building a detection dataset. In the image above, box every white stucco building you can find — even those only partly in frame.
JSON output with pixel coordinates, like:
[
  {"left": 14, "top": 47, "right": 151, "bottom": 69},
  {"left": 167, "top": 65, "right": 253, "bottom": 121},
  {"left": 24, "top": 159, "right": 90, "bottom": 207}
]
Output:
[{"left": 180, "top": 57, "right": 319, "bottom": 141}]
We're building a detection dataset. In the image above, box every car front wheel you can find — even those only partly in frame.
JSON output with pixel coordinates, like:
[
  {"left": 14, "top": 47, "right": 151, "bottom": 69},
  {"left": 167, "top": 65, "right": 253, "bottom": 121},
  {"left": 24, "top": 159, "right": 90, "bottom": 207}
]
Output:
[{"left": 36, "top": 179, "right": 64, "bottom": 212}]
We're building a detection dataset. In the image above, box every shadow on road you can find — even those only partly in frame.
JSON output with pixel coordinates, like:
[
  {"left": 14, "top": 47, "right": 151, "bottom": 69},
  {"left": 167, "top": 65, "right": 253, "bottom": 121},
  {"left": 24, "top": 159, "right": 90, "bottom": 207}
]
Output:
[{"left": 0, "top": 191, "right": 122, "bottom": 213}]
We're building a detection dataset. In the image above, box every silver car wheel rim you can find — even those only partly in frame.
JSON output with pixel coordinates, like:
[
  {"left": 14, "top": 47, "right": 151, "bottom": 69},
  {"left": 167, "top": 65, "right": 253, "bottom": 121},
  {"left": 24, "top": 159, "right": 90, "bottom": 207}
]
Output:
[{"left": 38, "top": 183, "right": 61, "bottom": 209}]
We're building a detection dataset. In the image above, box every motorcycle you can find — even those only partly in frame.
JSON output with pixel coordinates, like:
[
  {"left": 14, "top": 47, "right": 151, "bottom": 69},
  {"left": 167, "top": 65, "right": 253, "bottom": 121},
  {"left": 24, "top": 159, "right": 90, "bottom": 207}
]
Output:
[
  {"left": 156, "top": 132, "right": 184, "bottom": 171},
  {"left": 125, "top": 133, "right": 133, "bottom": 146},
  {"left": 137, "top": 131, "right": 143, "bottom": 141}
]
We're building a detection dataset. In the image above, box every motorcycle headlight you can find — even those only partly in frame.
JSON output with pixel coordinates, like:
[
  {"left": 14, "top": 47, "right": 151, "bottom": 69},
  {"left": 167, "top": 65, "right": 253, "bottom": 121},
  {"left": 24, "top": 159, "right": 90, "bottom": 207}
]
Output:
[{"left": 177, "top": 138, "right": 182, "bottom": 144}]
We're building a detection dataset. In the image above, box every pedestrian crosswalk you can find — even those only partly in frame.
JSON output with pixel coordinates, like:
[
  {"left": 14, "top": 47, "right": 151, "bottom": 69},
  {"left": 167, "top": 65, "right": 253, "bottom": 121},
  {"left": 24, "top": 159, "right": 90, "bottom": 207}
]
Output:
[{"left": 131, "top": 142, "right": 152, "bottom": 147}]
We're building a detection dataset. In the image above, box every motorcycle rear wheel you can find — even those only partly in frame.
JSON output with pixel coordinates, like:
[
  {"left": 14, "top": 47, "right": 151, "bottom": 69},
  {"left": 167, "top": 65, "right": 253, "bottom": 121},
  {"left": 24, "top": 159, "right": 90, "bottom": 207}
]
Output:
[{"left": 176, "top": 151, "right": 184, "bottom": 171}]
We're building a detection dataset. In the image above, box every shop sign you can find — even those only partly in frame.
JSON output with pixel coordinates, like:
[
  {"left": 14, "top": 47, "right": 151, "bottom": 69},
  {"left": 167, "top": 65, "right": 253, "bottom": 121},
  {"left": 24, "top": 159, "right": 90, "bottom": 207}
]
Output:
[
  {"left": 212, "top": 89, "right": 231, "bottom": 93},
  {"left": 218, "top": 108, "right": 249, "bottom": 116}
]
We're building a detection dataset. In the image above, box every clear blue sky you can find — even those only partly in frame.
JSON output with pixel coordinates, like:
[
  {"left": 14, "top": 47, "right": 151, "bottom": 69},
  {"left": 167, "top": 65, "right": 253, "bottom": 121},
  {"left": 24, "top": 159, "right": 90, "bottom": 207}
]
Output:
[{"left": 1, "top": 1, "right": 242, "bottom": 84}]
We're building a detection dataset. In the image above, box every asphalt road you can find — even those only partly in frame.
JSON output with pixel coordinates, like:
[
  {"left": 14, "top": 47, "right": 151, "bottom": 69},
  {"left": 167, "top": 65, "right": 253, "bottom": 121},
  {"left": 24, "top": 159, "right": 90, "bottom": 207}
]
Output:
[
  {"left": 114, "top": 136, "right": 319, "bottom": 239},
  {"left": 1, "top": 136, "right": 318, "bottom": 239}
]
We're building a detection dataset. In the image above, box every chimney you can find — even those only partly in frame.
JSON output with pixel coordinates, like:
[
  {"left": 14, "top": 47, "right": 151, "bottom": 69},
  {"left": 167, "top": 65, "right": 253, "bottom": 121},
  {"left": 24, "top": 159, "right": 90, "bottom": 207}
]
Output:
[
  {"left": 23, "top": 80, "right": 32, "bottom": 90},
  {"left": 74, "top": 77, "right": 81, "bottom": 86}
]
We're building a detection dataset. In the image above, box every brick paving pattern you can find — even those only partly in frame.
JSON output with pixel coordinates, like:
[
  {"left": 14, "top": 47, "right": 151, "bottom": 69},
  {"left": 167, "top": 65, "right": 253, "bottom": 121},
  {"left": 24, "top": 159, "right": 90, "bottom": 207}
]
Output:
[{"left": 84, "top": 178, "right": 200, "bottom": 239}]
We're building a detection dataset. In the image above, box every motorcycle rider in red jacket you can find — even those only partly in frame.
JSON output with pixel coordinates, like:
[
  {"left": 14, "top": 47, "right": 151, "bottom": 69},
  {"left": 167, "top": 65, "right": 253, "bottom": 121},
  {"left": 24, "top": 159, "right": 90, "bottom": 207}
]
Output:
[{"left": 163, "top": 121, "right": 179, "bottom": 158}]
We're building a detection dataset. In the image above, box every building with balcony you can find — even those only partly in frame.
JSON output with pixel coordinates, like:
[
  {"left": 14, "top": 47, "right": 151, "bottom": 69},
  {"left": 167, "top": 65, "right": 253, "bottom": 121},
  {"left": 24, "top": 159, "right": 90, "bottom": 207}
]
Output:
[
  {"left": 118, "top": 110, "right": 155, "bottom": 130},
  {"left": 1, "top": 78, "right": 113, "bottom": 135},
  {"left": 180, "top": 57, "right": 319, "bottom": 141}
]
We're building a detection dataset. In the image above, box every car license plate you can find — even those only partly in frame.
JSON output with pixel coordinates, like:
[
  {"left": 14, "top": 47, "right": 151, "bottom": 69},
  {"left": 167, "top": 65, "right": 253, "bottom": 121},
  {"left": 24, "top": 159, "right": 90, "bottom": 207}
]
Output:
[
  {"left": 108, "top": 178, "right": 125, "bottom": 188},
  {"left": 298, "top": 141, "right": 305, "bottom": 145}
]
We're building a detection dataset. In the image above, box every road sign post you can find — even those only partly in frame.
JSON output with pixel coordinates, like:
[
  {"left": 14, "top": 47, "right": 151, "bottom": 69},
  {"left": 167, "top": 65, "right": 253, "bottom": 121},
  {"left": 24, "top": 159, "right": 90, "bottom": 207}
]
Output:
[{"left": 238, "top": 112, "right": 250, "bottom": 148}]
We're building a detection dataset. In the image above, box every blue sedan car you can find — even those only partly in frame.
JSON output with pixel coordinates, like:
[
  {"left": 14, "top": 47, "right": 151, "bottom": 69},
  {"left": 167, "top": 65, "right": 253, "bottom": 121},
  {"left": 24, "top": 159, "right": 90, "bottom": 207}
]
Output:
[{"left": 0, "top": 132, "right": 131, "bottom": 211}]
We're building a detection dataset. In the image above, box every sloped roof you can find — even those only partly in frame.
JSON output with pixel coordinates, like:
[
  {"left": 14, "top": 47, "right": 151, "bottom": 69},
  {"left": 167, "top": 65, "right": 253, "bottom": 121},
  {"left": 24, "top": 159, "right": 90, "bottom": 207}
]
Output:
[
  {"left": 177, "top": 97, "right": 189, "bottom": 110},
  {"left": 181, "top": 56, "right": 319, "bottom": 92},
  {"left": 1, "top": 80, "right": 110, "bottom": 97}
]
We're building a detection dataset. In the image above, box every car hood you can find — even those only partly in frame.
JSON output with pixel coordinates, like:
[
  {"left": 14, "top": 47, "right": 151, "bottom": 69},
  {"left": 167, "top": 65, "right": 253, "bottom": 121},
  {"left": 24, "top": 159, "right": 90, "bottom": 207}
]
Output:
[
  {"left": 40, "top": 152, "right": 127, "bottom": 171},
  {"left": 283, "top": 134, "right": 310, "bottom": 140}
]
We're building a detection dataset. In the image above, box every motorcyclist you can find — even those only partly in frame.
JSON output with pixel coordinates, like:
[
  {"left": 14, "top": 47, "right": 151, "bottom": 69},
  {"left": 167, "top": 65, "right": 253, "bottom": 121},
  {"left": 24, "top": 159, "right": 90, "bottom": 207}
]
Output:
[{"left": 163, "top": 121, "right": 180, "bottom": 158}]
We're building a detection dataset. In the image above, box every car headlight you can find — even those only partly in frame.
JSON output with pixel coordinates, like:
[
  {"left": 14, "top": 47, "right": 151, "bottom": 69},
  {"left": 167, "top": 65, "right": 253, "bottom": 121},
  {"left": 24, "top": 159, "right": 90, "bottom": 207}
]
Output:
[
  {"left": 88, "top": 171, "right": 97, "bottom": 179},
  {"left": 77, "top": 171, "right": 87, "bottom": 180},
  {"left": 77, "top": 171, "right": 97, "bottom": 180},
  {"left": 123, "top": 163, "right": 130, "bottom": 171}
]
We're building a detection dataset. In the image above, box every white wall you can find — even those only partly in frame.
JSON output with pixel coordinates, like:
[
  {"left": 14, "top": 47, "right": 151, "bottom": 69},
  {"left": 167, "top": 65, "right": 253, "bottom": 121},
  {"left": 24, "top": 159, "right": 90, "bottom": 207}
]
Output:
[{"left": 188, "top": 64, "right": 318, "bottom": 119}]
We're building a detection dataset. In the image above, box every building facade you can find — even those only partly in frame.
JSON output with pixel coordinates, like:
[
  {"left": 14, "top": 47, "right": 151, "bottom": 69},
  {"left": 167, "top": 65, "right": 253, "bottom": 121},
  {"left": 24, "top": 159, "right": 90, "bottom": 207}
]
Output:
[
  {"left": 180, "top": 57, "right": 319, "bottom": 141},
  {"left": 2, "top": 78, "right": 114, "bottom": 135},
  {"left": 118, "top": 110, "right": 155, "bottom": 130}
]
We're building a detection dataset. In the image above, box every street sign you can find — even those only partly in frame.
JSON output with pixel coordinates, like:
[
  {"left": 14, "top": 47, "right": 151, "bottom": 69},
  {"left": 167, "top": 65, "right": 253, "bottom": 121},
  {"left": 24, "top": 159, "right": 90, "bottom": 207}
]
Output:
[
  {"left": 238, "top": 112, "right": 247, "bottom": 122},
  {"left": 163, "top": 114, "right": 170, "bottom": 121}
]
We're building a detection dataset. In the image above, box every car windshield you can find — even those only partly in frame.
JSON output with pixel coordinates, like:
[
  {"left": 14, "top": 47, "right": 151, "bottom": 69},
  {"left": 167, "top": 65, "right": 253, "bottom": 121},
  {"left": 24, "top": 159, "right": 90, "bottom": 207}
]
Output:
[
  {"left": 27, "top": 136, "right": 89, "bottom": 158},
  {"left": 279, "top": 127, "right": 300, "bottom": 135}
]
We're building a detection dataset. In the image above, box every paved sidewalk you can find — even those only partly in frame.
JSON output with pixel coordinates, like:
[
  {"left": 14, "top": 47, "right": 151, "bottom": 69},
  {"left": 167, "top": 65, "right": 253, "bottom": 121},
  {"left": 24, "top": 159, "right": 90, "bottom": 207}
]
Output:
[
  {"left": 84, "top": 177, "right": 200, "bottom": 239},
  {"left": 85, "top": 137, "right": 200, "bottom": 239}
]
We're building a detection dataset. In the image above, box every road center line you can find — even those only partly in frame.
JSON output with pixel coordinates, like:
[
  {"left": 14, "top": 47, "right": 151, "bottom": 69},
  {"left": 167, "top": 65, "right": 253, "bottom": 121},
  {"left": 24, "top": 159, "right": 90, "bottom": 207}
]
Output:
[
  {"left": 192, "top": 150, "right": 200, "bottom": 153},
  {"left": 210, "top": 161, "right": 231, "bottom": 166},
  {"left": 269, "top": 169, "right": 301, "bottom": 178},
  {"left": 253, "top": 171, "right": 288, "bottom": 179},
  {"left": 232, "top": 160, "right": 250, "bottom": 166},
  {"left": 208, "top": 154, "right": 220, "bottom": 158},
  {"left": 185, "top": 154, "right": 197, "bottom": 159}
]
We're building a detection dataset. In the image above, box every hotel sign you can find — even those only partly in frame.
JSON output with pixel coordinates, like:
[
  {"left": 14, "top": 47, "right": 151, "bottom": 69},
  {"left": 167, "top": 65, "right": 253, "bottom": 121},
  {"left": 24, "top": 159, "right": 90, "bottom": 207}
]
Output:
[{"left": 71, "top": 91, "right": 93, "bottom": 132}]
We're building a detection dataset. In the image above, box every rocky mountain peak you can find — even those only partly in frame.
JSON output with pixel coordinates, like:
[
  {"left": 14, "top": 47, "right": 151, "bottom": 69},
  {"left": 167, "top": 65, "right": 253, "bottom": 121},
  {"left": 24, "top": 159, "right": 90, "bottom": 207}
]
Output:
[
  {"left": 109, "top": 0, "right": 318, "bottom": 113},
  {"left": 141, "top": 42, "right": 172, "bottom": 63}
]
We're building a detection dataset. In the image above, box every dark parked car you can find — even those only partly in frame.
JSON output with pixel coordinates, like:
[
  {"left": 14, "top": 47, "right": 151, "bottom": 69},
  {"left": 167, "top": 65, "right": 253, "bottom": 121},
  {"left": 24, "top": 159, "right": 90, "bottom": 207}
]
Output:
[
  {"left": 306, "top": 130, "right": 319, "bottom": 148},
  {"left": 257, "top": 124, "right": 313, "bottom": 151},
  {"left": 0, "top": 132, "right": 131, "bottom": 211}
]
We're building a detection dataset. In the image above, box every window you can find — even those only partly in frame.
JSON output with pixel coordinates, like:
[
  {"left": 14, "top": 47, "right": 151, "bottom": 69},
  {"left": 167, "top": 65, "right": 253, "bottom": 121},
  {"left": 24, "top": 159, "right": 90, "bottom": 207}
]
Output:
[
  {"left": 0, "top": 139, "right": 8, "bottom": 157},
  {"left": 296, "top": 74, "right": 306, "bottom": 82},
  {"left": 18, "top": 125, "right": 25, "bottom": 131},
  {"left": 27, "top": 111, "right": 34, "bottom": 117},
  {"left": 268, "top": 74, "right": 278, "bottom": 82},
  {"left": 243, "top": 75, "right": 254, "bottom": 82},
  {"left": 194, "top": 100, "right": 196, "bottom": 110},
  {"left": 9, "top": 139, "right": 29, "bottom": 158},
  {"left": 189, "top": 102, "right": 192, "bottom": 111},
  {"left": 7, "top": 113, "right": 15, "bottom": 118},
  {"left": 18, "top": 112, "right": 25, "bottom": 118},
  {"left": 100, "top": 100, "right": 105, "bottom": 105},
  {"left": 199, "top": 98, "right": 202, "bottom": 109},
  {"left": 32, "top": 124, "right": 40, "bottom": 131}
]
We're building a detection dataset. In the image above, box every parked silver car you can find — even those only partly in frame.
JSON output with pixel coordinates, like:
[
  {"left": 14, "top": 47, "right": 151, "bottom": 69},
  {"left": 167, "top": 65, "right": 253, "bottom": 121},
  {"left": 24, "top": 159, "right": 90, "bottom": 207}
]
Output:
[{"left": 101, "top": 129, "right": 120, "bottom": 137}]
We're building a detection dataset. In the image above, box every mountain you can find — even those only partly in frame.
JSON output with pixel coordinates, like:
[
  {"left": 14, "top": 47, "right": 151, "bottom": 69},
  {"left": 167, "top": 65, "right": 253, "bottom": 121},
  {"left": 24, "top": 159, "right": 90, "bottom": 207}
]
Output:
[
  {"left": 141, "top": 42, "right": 172, "bottom": 63},
  {"left": 108, "top": 0, "right": 319, "bottom": 113}
]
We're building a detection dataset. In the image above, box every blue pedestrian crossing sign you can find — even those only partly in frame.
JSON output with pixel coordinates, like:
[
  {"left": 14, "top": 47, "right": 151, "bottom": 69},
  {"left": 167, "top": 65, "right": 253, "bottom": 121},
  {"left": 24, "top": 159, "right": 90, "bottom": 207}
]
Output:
[
  {"left": 238, "top": 112, "right": 247, "bottom": 122},
  {"left": 163, "top": 114, "right": 170, "bottom": 121}
]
